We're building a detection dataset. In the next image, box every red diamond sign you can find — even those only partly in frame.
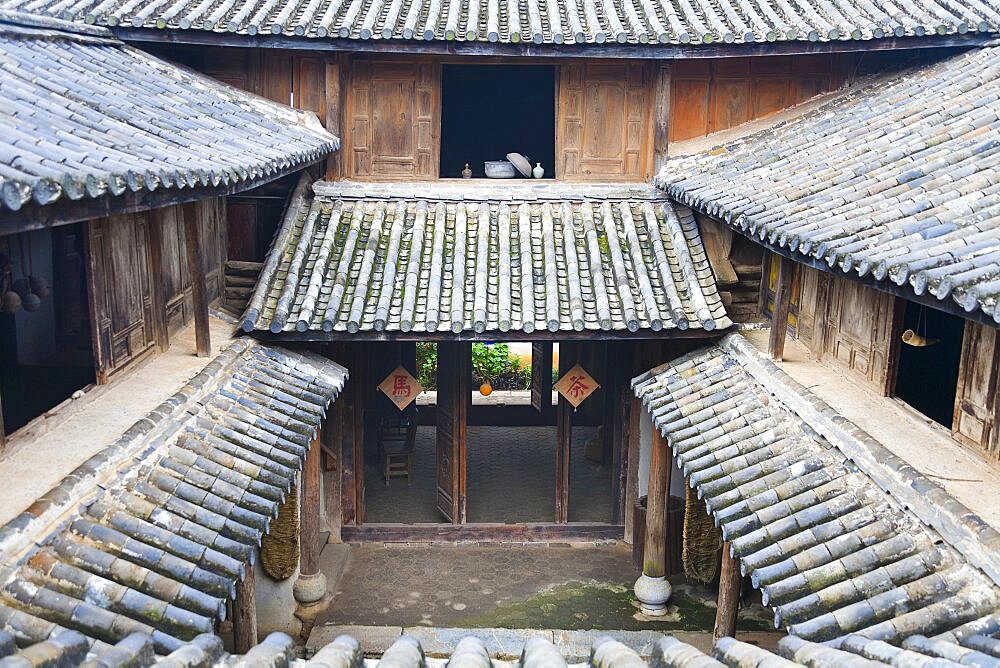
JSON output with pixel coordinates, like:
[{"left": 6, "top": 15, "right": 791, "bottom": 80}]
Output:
[
  {"left": 554, "top": 364, "right": 600, "bottom": 408},
  {"left": 378, "top": 365, "right": 424, "bottom": 410}
]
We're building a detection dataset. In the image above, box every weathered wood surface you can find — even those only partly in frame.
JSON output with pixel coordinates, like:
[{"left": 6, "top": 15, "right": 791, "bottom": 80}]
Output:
[
  {"left": 641, "top": 423, "right": 669, "bottom": 577},
  {"left": 436, "top": 342, "right": 469, "bottom": 523},
  {"left": 953, "top": 321, "right": 1000, "bottom": 461},
  {"left": 346, "top": 59, "right": 441, "bottom": 179},
  {"left": 530, "top": 342, "right": 553, "bottom": 414},
  {"left": 714, "top": 542, "right": 742, "bottom": 640},
  {"left": 232, "top": 566, "right": 258, "bottom": 654},
  {"left": 669, "top": 55, "right": 850, "bottom": 142},
  {"left": 555, "top": 341, "right": 577, "bottom": 523},
  {"left": 183, "top": 203, "right": 211, "bottom": 357},
  {"left": 301, "top": 431, "right": 324, "bottom": 575},
  {"left": 768, "top": 254, "right": 793, "bottom": 361},
  {"left": 558, "top": 62, "right": 651, "bottom": 181}
]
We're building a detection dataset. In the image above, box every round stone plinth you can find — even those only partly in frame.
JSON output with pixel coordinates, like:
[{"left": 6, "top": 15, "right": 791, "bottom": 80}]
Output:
[
  {"left": 293, "top": 571, "right": 328, "bottom": 605},
  {"left": 633, "top": 573, "right": 672, "bottom": 615}
]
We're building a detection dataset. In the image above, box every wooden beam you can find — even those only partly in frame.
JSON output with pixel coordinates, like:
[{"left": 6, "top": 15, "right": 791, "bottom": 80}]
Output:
[
  {"left": 232, "top": 566, "right": 258, "bottom": 653},
  {"left": 144, "top": 210, "right": 170, "bottom": 352},
  {"left": 768, "top": 254, "right": 793, "bottom": 361},
  {"left": 182, "top": 203, "right": 211, "bottom": 357},
  {"left": 342, "top": 523, "right": 623, "bottom": 542},
  {"left": 555, "top": 342, "right": 576, "bottom": 524},
  {"left": 0, "top": 158, "right": 327, "bottom": 235},
  {"left": 642, "top": 423, "right": 669, "bottom": 578},
  {"left": 714, "top": 542, "right": 742, "bottom": 640},
  {"left": 652, "top": 63, "right": 671, "bottom": 175}
]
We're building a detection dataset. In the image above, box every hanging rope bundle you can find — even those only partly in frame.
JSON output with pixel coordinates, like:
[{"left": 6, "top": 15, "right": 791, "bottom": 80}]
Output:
[
  {"left": 260, "top": 484, "right": 301, "bottom": 580},
  {"left": 681, "top": 484, "right": 722, "bottom": 584}
]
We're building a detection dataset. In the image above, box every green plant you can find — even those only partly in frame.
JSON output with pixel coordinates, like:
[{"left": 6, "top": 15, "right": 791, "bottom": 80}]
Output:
[{"left": 416, "top": 342, "right": 437, "bottom": 390}]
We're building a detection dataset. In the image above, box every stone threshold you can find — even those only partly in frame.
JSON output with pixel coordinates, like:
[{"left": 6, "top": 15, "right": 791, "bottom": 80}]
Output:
[{"left": 306, "top": 625, "right": 784, "bottom": 664}]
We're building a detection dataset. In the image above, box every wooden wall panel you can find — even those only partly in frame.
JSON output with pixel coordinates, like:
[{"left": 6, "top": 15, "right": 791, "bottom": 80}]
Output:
[
  {"left": 345, "top": 59, "right": 440, "bottom": 180},
  {"left": 953, "top": 321, "right": 1000, "bottom": 461},
  {"left": 558, "top": 62, "right": 652, "bottom": 181},
  {"left": 670, "top": 54, "right": 850, "bottom": 142}
]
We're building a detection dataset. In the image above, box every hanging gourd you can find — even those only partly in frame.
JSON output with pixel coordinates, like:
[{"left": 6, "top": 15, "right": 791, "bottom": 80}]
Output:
[{"left": 479, "top": 379, "right": 493, "bottom": 396}]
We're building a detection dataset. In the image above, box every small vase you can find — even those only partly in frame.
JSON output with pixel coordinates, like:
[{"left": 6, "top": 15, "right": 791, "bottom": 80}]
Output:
[
  {"left": 462, "top": 163, "right": 472, "bottom": 179},
  {"left": 532, "top": 163, "right": 544, "bottom": 179}
]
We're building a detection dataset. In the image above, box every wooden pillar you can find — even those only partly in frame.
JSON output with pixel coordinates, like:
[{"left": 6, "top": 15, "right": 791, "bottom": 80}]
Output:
[
  {"left": 634, "top": 415, "right": 674, "bottom": 615},
  {"left": 293, "top": 431, "right": 327, "bottom": 606},
  {"left": 232, "top": 565, "right": 257, "bottom": 653},
  {"left": 768, "top": 254, "right": 793, "bottom": 361},
  {"left": 652, "top": 64, "right": 672, "bottom": 175},
  {"left": 642, "top": 427, "right": 670, "bottom": 578},
  {"left": 555, "top": 342, "right": 576, "bottom": 524},
  {"left": 714, "top": 542, "right": 742, "bottom": 640},
  {"left": 324, "top": 56, "right": 344, "bottom": 180},
  {"left": 182, "top": 204, "right": 211, "bottom": 357}
]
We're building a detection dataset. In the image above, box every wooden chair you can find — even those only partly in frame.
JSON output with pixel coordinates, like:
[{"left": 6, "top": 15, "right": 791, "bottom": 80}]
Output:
[{"left": 378, "top": 414, "right": 417, "bottom": 485}]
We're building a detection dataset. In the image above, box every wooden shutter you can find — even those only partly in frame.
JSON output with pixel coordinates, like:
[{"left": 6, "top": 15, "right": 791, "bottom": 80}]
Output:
[
  {"left": 436, "top": 342, "right": 469, "bottom": 523},
  {"left": 558, "top": 62, "right": 651, "bottom": 181},
  {"left": 347, "top": 60, "right": 440, "bottom": 179},
  {"left": 86, "top": 214, "right": 157, "bottom": 381},
  {"left": 953, "top": 321, "right": 1000, "bottom": 461},
  {"left": 531, "top": 342, "right": 553, "bottom": 414}
]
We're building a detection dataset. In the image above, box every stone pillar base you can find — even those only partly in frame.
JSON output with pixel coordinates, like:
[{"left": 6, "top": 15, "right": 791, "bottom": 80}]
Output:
[
  {"left": 634, "top": 574, "right": 672, "bottom": 615},
  {"left": 293, "top": 571, "right": 328, "bottom": 605}
]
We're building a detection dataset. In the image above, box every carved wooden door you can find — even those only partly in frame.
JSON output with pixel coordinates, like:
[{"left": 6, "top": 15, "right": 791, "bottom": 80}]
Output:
[
  {"left": 347, "top": 59, "right": 440, "bottom": 179},
  {"left": 953, "top": 321, "right": 1000, "bottom": 461},
  {"left": 86, "top": 213, "right": 156, "bottom": 381},
  {"left": 558, "top": 62, "right": 651, "bottom": 180},
  {"left": 435, "top": 342, "right": 469, "bottom": 523}
]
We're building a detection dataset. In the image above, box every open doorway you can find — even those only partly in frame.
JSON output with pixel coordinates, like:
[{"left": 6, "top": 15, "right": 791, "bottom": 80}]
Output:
[
  {"left": 439, "top": 65, "right": 556, "bottom": 179},
  {"left": 893, "top": 301, "right": 965, "bottom": 428},
  {"left": 0, "top": 225, "right": 95, "bottom": 435}
]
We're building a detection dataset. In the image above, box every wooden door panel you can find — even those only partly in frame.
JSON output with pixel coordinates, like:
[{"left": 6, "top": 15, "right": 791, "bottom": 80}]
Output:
[
  {"left": 87, "top": 214, "right": 156, "bottom": 381},
  {"left": 953, "top": 321, "right": 1000, "bottom": 460},
  {"left": 822, "top": 278, "right": 896, "bottom": 392},
  {"left": 559, "top": 62, "right": 651, "bottom": 181},
  {"left": 347, "top": 60, "right": 440, "bottom": 179}
]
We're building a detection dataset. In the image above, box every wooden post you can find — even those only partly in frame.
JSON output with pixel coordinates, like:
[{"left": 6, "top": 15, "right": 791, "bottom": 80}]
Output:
[
  {"left": 642, "top": 427, "right": 670, "bottom": 578},
  {"left": 555, "top": 342, "right": 576, "bottom": 524},
  {"left": 293, "top": 431, "right": 327, "bottom": 606},
  {"left": 232, "top": 565, "right": 257, "bottom": 653},
  {"left": 768, "top": 254, "right": 793, "bottom": 361},
  {"left": 325, "top": 56, "right": 344, "bottom": 180},
  {"left": 182, "top": 203, "right": 211, "bottom": 357},
  {"left": 714, "top": 542, "right": 742, "bottom": 640},
  {"left": 652, "top": 64, "right": 671, "bottom": 175},
  {"left": 634, "top": 415, "right": 673, "bottom": 615}
]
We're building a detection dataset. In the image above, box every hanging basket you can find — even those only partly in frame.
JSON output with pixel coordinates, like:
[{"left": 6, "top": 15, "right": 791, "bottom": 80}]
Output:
[{"left": 260, "top": 484, "right": 300, "bottom": 580}]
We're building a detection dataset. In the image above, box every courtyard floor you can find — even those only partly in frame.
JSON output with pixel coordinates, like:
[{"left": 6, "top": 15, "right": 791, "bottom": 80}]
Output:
[
  {"left": 364, "top": 426, "right": 615, "bottom": 523},
  {"left": 319, "top": 542, "right": 774, "bottom": 634}
]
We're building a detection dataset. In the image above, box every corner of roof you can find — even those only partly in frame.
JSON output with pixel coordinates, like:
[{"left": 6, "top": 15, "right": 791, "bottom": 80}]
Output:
[{"left": 0, "top": 8, "right": 115, "bottom": 40}]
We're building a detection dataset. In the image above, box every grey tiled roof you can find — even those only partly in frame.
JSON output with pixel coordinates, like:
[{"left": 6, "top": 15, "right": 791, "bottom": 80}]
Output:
[
  {"left": 632, "top": 333, "right": 1000, "bottom": 648},
  {"left": 5, "top": 0, "right": 1000, "bottom": 45},
  {"left": 241, "top": 181, "right": 731, "bottom": 337},
  {"left": 5, "top": 628, "right": 1000, "bottom": 665},
  {"left": 0, "top": 339, "right": 347, "bottom": 654},
  {"left": 657, "top": 46, "right": 1000, "bottom": 324},
  {"left": 0, "top": 11, "right": 338, "bottom": 213}
]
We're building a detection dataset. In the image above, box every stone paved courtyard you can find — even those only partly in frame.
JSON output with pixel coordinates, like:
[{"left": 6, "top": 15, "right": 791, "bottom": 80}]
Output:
[
  {"left": 321, "top": 543, "right": 774, "bottom": 633},
  {"left": 364, "top": 426, "right": 614, "bottom": 523}
]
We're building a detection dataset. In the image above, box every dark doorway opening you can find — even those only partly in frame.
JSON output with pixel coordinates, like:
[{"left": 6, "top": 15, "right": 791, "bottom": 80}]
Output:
[
  {"left": 439, "top": 65, "right": 556, "bottom": 180},
  {"left": 893, "top": 301, "right": 965, "bottom": 428},
  {"left": 0, "top": 225, "right": 95, "bottom": 435}
]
